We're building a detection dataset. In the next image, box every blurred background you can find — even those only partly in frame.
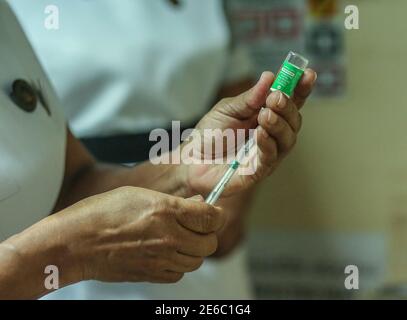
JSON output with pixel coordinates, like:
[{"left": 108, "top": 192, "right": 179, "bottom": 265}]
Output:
[
  {"left": 238, "top": 0, "right": 407, "bottom": 299},
  {"left": 10, "top": 0, "right": 407, "bottom": 299}
]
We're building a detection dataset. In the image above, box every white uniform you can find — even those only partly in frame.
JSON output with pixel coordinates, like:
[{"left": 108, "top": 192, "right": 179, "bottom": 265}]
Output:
[
  {"left": 11, "top": 0, "right": 253, "bottom": 137},
  {"left": 10, "top": 0, "right": 254, "bottom": 299},
  {"left": 0, "top": 1, "right": 66, "bottom": 242}
]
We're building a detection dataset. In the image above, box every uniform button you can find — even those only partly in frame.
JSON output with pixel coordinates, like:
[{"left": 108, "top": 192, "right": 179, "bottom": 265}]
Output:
[
  {"left": 35, "top": 80, "right": 52, "bottom": 116},
  {"left": 167, "top": 0, "right": 181, "bottom": 7},
  {"left": 10, "top": 79, "right": 37, "bottom": 113}
]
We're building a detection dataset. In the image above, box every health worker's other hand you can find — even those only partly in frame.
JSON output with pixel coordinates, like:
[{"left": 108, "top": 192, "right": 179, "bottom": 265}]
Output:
[
  {"left": 59, "top": 187, "right": 224, "bottom": 283},
  {"left": 182, "top": 69, "right": 317, "bottom": 197}
]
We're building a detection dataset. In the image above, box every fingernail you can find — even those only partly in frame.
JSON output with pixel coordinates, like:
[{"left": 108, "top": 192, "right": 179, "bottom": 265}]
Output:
[
  {"left": 260, "top": 108, "right": 270, "bottom": 122},
  {"left": 306, "top": 69, "right": 317, "bottom": 84},
  {"left": 258, "top": 71, "right": 267, "bottom": 84},
  {"left": 189, "top": 195, "right": 204, "bottom": 202},
  {"left": 269, "top": 111, "right": 278, "bottom": 124},
  {"left": 313, "top": 72, "right": 318, "bottom": 84},
  {"left": 259, "top": 126, "right": 268, "bottom": 139},
  {"left": 276, "top": 93, "right": 286, "bottom": 109},
  {"left": 271, "top": 91, "right": 282, "bottom": 108}
]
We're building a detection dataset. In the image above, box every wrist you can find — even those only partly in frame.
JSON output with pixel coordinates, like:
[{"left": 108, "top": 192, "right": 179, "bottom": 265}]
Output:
[
  {"left": 173, "top": 166, "right": 192, "bottom": 198},
  {"left": 5, "top": 212, "right": 85, "bottom": 296},
  {"left": 168, "top": 148, "right": 194, "bottom": 198},
  {"left": 45, "top": 212, "right": 87, "bottom": 284}
]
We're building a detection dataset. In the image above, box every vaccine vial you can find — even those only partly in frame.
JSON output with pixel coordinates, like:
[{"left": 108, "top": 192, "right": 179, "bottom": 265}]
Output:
[{"left": 271, "top": 51, "right": 309, "bottom": 98}]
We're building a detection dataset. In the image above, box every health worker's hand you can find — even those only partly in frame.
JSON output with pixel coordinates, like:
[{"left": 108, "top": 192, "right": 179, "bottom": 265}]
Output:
[
  {"left": 55, "top": 187, "right": 225, "bottom": 283},
  {"left": 180, "top": 69, "right": 317, "bottom": 197}
]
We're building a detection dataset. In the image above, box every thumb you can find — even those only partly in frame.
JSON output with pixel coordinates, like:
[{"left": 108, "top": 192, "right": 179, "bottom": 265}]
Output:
[
  {"left": 188, "top": 195, "right": 205, "bottom": 202},
  {"left": 216, "top": 71, "right": 274, "bottom": 119},
  {"left": 176, "top": 199, "right": 225, "bottom": 234}
]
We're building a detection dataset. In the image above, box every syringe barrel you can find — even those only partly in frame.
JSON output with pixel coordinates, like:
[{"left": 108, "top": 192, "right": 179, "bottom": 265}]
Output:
[{"left": 205, "top": 162, "right": 239, "bottom": 205}]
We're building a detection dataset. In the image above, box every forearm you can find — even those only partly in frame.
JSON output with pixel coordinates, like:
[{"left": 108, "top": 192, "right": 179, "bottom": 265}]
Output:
[
  {"left": 0, "top": 213, "right": 81, "bottom": 299},
  {"left": 56, "top": 150, "right": 189, "bottom": 211},
  {"left": 59, "top": 78, "right": 256, "bottom": 207}
]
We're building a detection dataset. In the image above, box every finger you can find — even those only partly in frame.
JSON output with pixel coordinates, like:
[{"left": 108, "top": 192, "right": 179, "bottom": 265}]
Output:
[
  {"left": 149, "top": 271, "right": 185, "bottom": 284},
  {"left": 243, "top": 127, "right": 278, "bottom": 181},
  {"left": 256, "top": 127, "right": 278, "bottom": 170},
  {"left": 168, "top": 253, "right": 204, "bottom": 273},
  {"left": 176, "top": 227, "right": 218, "bottom": 257},
  {"left": 188, "top": 194, "right": 204, "bottom": 202},
  {"left": 241, "top": 71, "right": 275, "bottom": 111},
  {"left": 266, "top": 91, "right": 302, "bottom": 133},
  {"left": 215, "top": 71, "right": 275, "bottom": 120},
  {"left": 257, "top": 109, "right": 297, "bottom": 155},
  {"left": 175, "top": 198, "right": 225, "bottom": 234},
  {"left": 292, "top": 68, "right": 317, "bottom": 110}
]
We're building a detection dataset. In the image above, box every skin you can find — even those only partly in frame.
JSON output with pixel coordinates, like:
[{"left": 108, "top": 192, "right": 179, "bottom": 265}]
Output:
[
  {"left": 187, "top": 70, "right": 315, "bottom": 196},
  {"left": 0, "top": 69, "right": 317, "bottom": 299},
  {"left": 0, "top": 189, "right": 224, "bottom": 299},
  {"left": 187, "top": 71, "right": 316, "bottom": 255},
  {"left": 209, "top": 78, "right": 257, "bottom": 257}
]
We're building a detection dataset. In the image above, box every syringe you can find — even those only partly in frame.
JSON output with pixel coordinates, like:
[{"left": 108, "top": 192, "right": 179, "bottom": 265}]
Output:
[
  {"left": 205, "top": 138, "right": 254, "bottom": 205},
  {"left": 205, "top": 51, "right": 309, "bottom": 205}
]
